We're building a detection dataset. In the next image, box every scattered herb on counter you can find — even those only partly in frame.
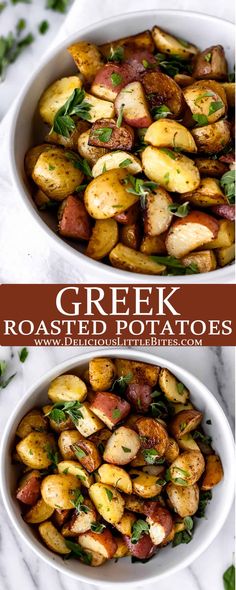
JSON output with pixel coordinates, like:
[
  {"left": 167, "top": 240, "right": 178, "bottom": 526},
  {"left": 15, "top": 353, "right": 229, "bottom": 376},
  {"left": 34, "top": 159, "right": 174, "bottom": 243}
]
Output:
[
  {"left": 39, "top": 21, "right": 50, "bottom": 35},
  {"left": 0, "top": 29, "right": 34, "bottom": 82},
  {"left": 108, "top": 46, "right": 124, "bottom": 62},
  {"left": 111, "top": 372, "right": 133, "bottom": 394},
  {"left": 16, "top": 19, "right": 26, "bottom": 34},
  {"left": 92, "top": 127, "right": 113, "bottom": 143},
  {"left": 91, "top": 522, "right": 106, "bottom": 534},
  {"left": 220, "top": 170, "right": 235, "bottom": 204},
  {"left": 168, "top": 201, "right": 190, "bottom": 218},
  {"left": 0, "top": 3, "right": 6, "bottom": 13},
  {"left": 52, "top": 88, "right": 92, "bottom": 136},
  {"left": 223, "top": 565, "right": 235, "bottom": 590},
  {"left": 150, "top": 255, "right": 199, "bottom": 275},
  {"left": 11, "top": 0, "right": 31, "bottom": 4},
  {"left": 65, "top": 540, "right": 92, "bottom": 564},
  {"left": 131, "top": 519, "right": 149, "bottom": 544},
  {"left": 19, "top": 347, "right": 28, "bottom": 363},
  {"left": 46, "top": 0, "right": 70, "bottom": 13},
  {"left": 0, "top": 360, "right": 16, "bottom": 390},
  {"left": 195, "top": 490, "right": 212, "bottom": 518}
]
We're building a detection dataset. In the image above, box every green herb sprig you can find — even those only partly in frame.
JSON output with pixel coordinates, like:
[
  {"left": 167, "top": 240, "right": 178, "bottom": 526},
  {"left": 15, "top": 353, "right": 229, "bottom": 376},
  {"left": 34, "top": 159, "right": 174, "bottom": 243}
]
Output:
[
  {"left": 46, "top": 401, "right": 83, "bottom": 425},
  {"left": 65, "top": 540, "right": 92, "bottom": 565},
  {"left": 223, "top": 565, "right": 235, "bottom": 590},
  {"left": 168, "top": 201, "right": 190, "bottom": 218},
  {"left": 46, "top": 0, "right": 70, "bottom": 13},
  {"left": 111, "top": 372, "right": 133, "bottom": 395},
  {"left": 131, "top": 520, "right": 149, "bottom": 544},
  {"left": 52, "top": 88, "right": 91, "bottom": 137},
  {"left": 123, "top": 175, "right": 158, "bottom": 209},
  {"left": 220, "top": 170, "right": 235, "bottom": 205},
  {"left": 151, "top": 255, "right": 199, "bottom": 276}
]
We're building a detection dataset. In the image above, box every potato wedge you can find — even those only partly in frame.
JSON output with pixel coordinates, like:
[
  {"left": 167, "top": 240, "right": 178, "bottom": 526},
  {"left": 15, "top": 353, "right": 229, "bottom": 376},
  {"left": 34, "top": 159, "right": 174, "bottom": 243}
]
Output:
[
  {"left": 99, "top": 30, "right": 155, "bottom": 59},
  {"left": 16, "top": 409, "right": 48, "bottom": 438},
  {"left": 178, "top": 434, "right": 200, "bottom": 452},
  {"left": 216, "top": 243, "right": 235, "bottom": 266},
  {"left": 32, "top": 148, "right": 84, "bottom": 200},
  {"left": 222, "top": 82, "right": 235, "bottom": 107},
  {"left": 90, "top": 392, "right": 130, "bottom": 429},
  {"left": 201, "top": 454, "right": 224, "bottom": 490},
  {"left": 38, "top": 76, "right": 82, "bottom": 125},
  {"left": 126, "top": 383, "right": 152, "bottom": 413},
  {"left": 114, "top": 203, "right": 139, "bottom": 225},
  {"left": 88, "top": 551, "right": 107, "bottom": 567},
  {"left": 33, "top": 189, "right": 52, "bottom": 210},
  {"left": 89, "top": 358, "right": 116, "bottom": 391},
  {"left": 115, "top": 359, "right": 160, "bottom": 387},
  {"left": 174, "top": 74, "right": 194, "bottom": 87},
  {"left": 113, "top": 537, "right": 130, "bottom": 558},
  {"left": 16, "top": 433, "right": 56, "bottom": 469},
  {"left": 86, "top": 219, "right": 119, "bottom": 260},
  {"left": 181, "top": 250, "right": 217, "bottom": 273},
  {"left": 123, "top": 533, "right": 156, "bottom": 559},
  {"left": 211, "top": 204, "right": 235, "bottom": 221},
  {"left": 145, "top": 120, "right": 197, "bottom": 152},
  {"left": 183, "top": 81, "right": 227, "bottom": 124},
  {"left": 89, "top": 483, "right": 125, "bottom": 524},
  {"left": 84, "top": 169, "right": 139, "bottom": 219},
  {"left": 73, "top": 402, "right": 104, "bottom": 437},
  {"left": 72, "top": 439, "right": 101, "bottom": 473},
  {"left": 129, "top": 470, "right": 162, "bottom": 498},
  {"left": 144, "top": 187, "right": 173, "bottom": 236},
  {"left": 166, "top": 211, "right": 219, "bottom": 258},
  {"left": 67, "top": 42, "right": 104, "bottom": 83},
  {"left": 89, "top": 119, "right": 134, "bottom": 151},
  {"left": 109, "top": 243, "right": 166, "bottom": 274},
  {"left": 142, "top": 146, "right": 200, "bottom": 193},
  {"left": 136, "top": 417, "right": 169, "bottom": 457},
  {"left": 124, "top": 494, "right": 146, "bottom": 513},
  {"left": 115, "top": 81, "right": 152, "bottom": 128},
  {"left": 201, "top": 219, "right": 235, "bottom": 249},
  {"left": 141, "top": 71, "right": 184, "bottom": 117},
  {"left": 78, "top": 130, "right": 109, "bottom": 166},
  {"left": 41, "top": 474, "right": 81, "bottom": 509},
  {"left": 57, "top": 460, "right": 94, "bottom": 487},
  {"left": 159, "top": 368, "right": 189, "bottom": 403},
  {"left": 91, "top": 63, "right": 136, "bottom": 102},
  {"left": 145, "top": 504, "right": 173, "bottom": 545},
  {"left": 58, "top": 196, "right": 92, "bottom": 241},
  {"left": 181, "top": 177, "right": 226, "bottom": 207},
  {"left": 165, "top": 438, "right": 180, "bottom": 463},
  {"left": 16, "top": 470, "right": 41, "bottom": 505},
  {"left": 169, "top": 451, "right": 205, "bottom": 486},
  {"left": 172, "top": 402, "right": 194, "bottom": 415},
  {"left": 191, "top": 120, "right": 231, "bottom": 153},
  {"left": 193, "top": 45, "right": 228, "bottom": 80},
  {"left": 78, "top": 529, "right": 117, "bottom": 559},
  {"left": 25, "top": 144, "right": 51, "bottom": 177},
  {"left": 97, "top": 464, "right": 132, "bottom": 494},
  {"left": 115, "top": 511, "right": 136, "bottom": 536},
  {"left": 39, "top": 521, "right": 71, "bottom": 555},
  {"left": 24, "top": 498, "right": 54, "bottom": 523},
  {"left": 61, "top": 499, "right": 96, "bottom": 536},
  {"left": 103, "top": 426, "right": 140, "bottom": 465},
  {"left": 84, "top": 93, "right": 115, "bottom": 122},
  {"left": 48, "top": 374, "right": 87, "bottom": 403},
  {"left": 140, "top": 233, "right": 167, "bottom": 255},
  {"left": 45, "top": 120, "right": 90, "bottom": 150},
  {"left": 170, "top": 409, "right": 203, "bottom": 439},
  {"left": 152, "top": 26, "right": 198, "bottom": 60},
  {"left": 58, "top": 430, "right": 83, "bottom": 460},
  {"left": 120, "top": 222, "right": 141, "bottom": 251},
  {"left": 92, "top": 151, "right": 142, "bottom": 178},
  {"left": 166, "top": 482, "right": 199, "bottom": 517},
  {"left": 195, "top": 158, "right": 228, "bottom": 178}
]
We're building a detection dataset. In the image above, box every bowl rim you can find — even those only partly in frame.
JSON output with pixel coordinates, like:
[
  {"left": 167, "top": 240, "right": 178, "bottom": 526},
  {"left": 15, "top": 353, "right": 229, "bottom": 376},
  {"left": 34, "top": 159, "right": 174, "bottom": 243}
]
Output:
[
  {"left": 0, "top": 347, "right": 235, "bottom": 586},
  {"left": 9, "top": 9, "right": 235, "bottom": 284}
]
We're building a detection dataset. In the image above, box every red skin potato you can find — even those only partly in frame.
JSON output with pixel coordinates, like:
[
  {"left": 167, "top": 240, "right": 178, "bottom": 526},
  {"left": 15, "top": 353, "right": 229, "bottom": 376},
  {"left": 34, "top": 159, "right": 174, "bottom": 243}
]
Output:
[
  {"left": 167, "top": 211, "right": 219, "bottom": 237},
  {"left": 144, "top": 503, "right": 173, "bottom": 539},
  {"left": 126, "top": 384, "right": 152, "bottom": 413},
  {"left": 78, "top": 529, "right": 117, "bottom": 559},
  {"left": 90, "top": 392, "right": 131, "bottom": 427},
  {"left": 125, "top": 49, "right": 159, "bottom": 76},
  {"left": 123, "top": 534, "right": 156, "bottom": 559},
  {"left": 89, "top": 118, "right": 134, "bottom": 151},
  {"left": 219, "top": 153, "right": 235, "bottom": 164},
  {"left": 211, "top": 204, "right": 235, "bottom": 221},
  {"left": 58, "top": 195, "right": 92, "bottom": 240},
  {"left": 16, "top": 476, "right": 41, "bottom": 505},
  {"left": 92, "top": 63, "right": 136, "bottom": 98}
]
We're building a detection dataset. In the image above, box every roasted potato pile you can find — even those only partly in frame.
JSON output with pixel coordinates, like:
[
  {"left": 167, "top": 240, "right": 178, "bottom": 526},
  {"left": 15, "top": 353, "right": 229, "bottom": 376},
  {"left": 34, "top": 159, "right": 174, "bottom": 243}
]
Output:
[
  {"left": 14, "top": 357, "right": 223, "bottom": 567},
  {"left": 25, "top": 26, "right": 235, "bottom": 276}
]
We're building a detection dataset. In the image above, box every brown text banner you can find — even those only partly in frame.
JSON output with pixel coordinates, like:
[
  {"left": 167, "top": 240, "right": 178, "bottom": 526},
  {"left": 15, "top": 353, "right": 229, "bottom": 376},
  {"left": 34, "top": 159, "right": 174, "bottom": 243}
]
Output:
[{"left": 0, "top": 284, "right": 235, "bottom": 346}]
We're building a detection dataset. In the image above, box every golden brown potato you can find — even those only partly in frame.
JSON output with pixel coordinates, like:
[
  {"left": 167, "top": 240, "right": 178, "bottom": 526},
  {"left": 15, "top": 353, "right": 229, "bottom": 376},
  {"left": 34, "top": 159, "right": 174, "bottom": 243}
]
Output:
[
  {"left": 43, "top": 405, "right": 73, "bottom": 433},
  {"left": 222, "top": 82, "right": 235, "bottom": 107},
  {"left": 45, "top": 120, "right": 90, "bottom": 150},
  {"left": 39, "top": 521, "right": 71, "bottom": 555},
  {"left": 172, "top": 402, "right": 194, "bottom": 415},
  {"left": 33, "top": 189, "right": 52, "bottom": 209},
  {"left": 152, "top": 26, "right": 198, "bottom": 60},
  {"left": 61, "top": 499, "right": 96, "bottom": 536},
  {"left": 58, "top": 430, "right": 83, "bottom": 460},
  {"left": 174, "top": 74, "right": 194, "bottom": 87},
  {"left": 16, "top": 433, "right": 56, "bottom": 469},
  {"left": 201, "top": 454, "right": 224, "bottom": 490},
  {"left": 140, "top": 233, "right": 167, "bottom": 255},
  {"left": 181, "top": 251, "right": 217, "bottom": 273},
  {"left": 16, "top": 470, "right": 41, "bottom": 505},
  {"left": 144, "top": 188, "right": 173, "bottom": 237},
  {"left": 92, "top": 152, "right": 142, "bottom": 178},
  {"left": 142, "top": 146, "right": 200, "bottom": 193},
  {"left": 216, "top": 243, "right": 235, "bottom": 266},
  {"left": 97, "top": 464, "right": 132, "bottom": 494},
  {"left": 141, "top": 71, "right": 184, "bottom": 117},
  {"left": 57, "top": 460, "right": 94, "bottom": 487},
  {"left": 84, "top": 93, "right": 115, "bottom": 122},
  {"left": 166, "top": 482, "right": 199, "bottom": 517},
  {"left": 159, "top": 368, "right": 189, "bottom": 404},
  {"left": 183, "top": 175, "right": 226, "bottom": 209},
  {"left": 115, "top": 511, "right": 137, "bottom": 536},
  {"left": 78, "top": 529, "right": 117, "bottom": 559},
  {"left": 89, "top": 118, "right": 135, "bottom": 150},
  {"left": 48, "top": 374, "right": 87, "bottom": 403},
  {"left": 103, "top": 426, "right": 140, "bottom": 465},
  {"left": 78, "top": 130, "right": 109, "bottom": 166},
  {"left": 191, "top": 120, "right": 231, "bottom": 153},
  {"left": 115, "top": 359, "right": 160, "bottom": 387},
  {"left": 183, "top": 80, "right": 227, "bottom": 124},
  {"left": 201, "top": 219, "right": 235, "bottom": 249},
  {"left": 89, "top": 358, "right": 116, "bottom": 391},
  {"left": 165, "top": 438, "right": 180, "bottom": 463},
  {"left": 166, "top": 211, "right": 219, "bottom": 259},
  {"left": 99, "top": 30, "right": 155, "bottom": 59},
  {"left": 16, "top": 410, "right": 48, "bottom": 438},
  {"left": 73, "top": 402, "right": 104, "bottom": 437},
  {"left": 178, "top": 434, "right": 200, "bottom": 452},
  {"left": 24, "top": 498, "right": 54, "bottom": 524},
  {"left": 109, "top": 243, "right": 166, "bottom": 274},
  {"left": 193, "top": 45, "right": 228, "bottom": 80},
  {"left": 120, "top": 222, "right": 141, "bottom": 251},
  {"left": 124, "top": 494, "right": 146, "bottom": 513},
  {"left": 84, "top": 170, "right": 139, "bottom": 219},
  {"left": 67, "top": 42, "right": 104, "bottom": 83},
  {"left": 25, "top": 144, "right": 51, "bottom": 177},
  {"left": 86, "top": 219, "right": 119, "bottom": 260},
  {"left": 169, "top": 451, "right": 205, "bottom": 486},
  {"left": 32, "top": 148, "right": 84, "bottom": 200},
  {"left": 145, "top": 120, "right": 197, "bottom": 152},
  {"left": 195, "top": 158, "right": 228, "bottom": 178},
  {"left": 41, "top": 473, "right": 81, "bottom": 509},
  {"left": 169, "top": 409, "right": 203, "bottom": 439},
  {"left": 113, "top": 537, "right": 130, "bottom": 558},
  {"left": 137, "top": 417, "right": 168, "bottom": 457},
  {"left": 89, "top": 483, "right": 125, "bottom": 524},
  {"left": 38, "top": 76, "right": 82, "bottom": 125},
  {"left": 71, "top": 439, "right": 101, "bottom": 473},
  {"left": 129, "top": 469, "right": 162, "bottom": 498}
]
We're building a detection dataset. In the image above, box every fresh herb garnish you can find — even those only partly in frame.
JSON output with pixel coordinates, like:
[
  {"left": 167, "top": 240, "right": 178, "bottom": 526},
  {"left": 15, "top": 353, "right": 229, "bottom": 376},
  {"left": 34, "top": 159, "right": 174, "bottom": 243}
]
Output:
[
  {"left": 208, "top": 101, "right": 223, "bottom": 116},
  {"left": 112, "top": 408, "right": 122, "bottom": 420},
  {"left": 111, "top": 72, "right": 123, "bottom": 86},
  {"left": 151, "top": 399, "right": 169, "bottom": 419},
  {"left": 159, "top": 147, "right": 176, "bottom": 159},
  {"left": 155, "top": 52, "right": 192, "bottom": 77},
  {"left": 220, "top": 170, "right": 235, "bottom": 204},
  {"left": 92, "top": 127, "right": 113, "bottom": 143},
  {"left": 73, "top": 444, "right": 87, "bottom": 459},
  {"left": 142, "top": 448, "right": 161, "bottom": 464},
  {"left": 177, "top": 382, "right": 185, "bottom": 394},
  {"left": 0, "top": 361, "right": 16, "bottom": 389},
  {"left": 119, "top": 158, "right": 132, "bottom": 168},
  {"left": 192, "top": 430, "right": 212, "bottom": 445},
  {"left": 117, "top": 103, "right": 124, "bottom": 128},
  {"left": 172, "top": 529, "right": 192, "bottom": 546},
  {"left": 65, "top": 151, "right": 92, "bottom": 177},
  {"left": 71, "top": 490, "right": 90, "bottom": 513},
  {"left": 150, "top": 255, "right": 199, "bottom": 276},
  {"left": 46, "top": 401, "right": 83, "bottom": 425},
  {"left": 123, "top": 175, "right": 158, "bottom": 209},
  {"left": 91, "top": 522, "right": 106, "bottom": 534},
  {"left": 0, "top": 29, "right": 34, "bottom": 82},
  {"left": 105, "top": 488, "right": 113, "bottom": 501},
  {"left": 131, "top": 520, "right": 149, "bottom": 544},
  {"left": 108, "top": 46, "right": 124, "bottom": 62},
  {"left": 44, "top": 443, "right": 59, "bottom": 468},
  {"left": 122, "top": 446, "right": 131, "bottom": 453},
  {"left": 46, "top": 0, "right": 70, "bottom": 13},
  {"left": 194, "top": 91, "right": 214, "bottom": 105},
  {"left": 168, "top": 201, "right": 190, "bottom": 218},
  {"left": 65, "top": 540, "right": 92, "bottom": 565},
  {"left": 0, "top": 3, "right": 6, "bottom": 13},
  {"left": 192, "top": 114, "right": 208, "bottom": 126},
  {"left": 111, "top": 372, "right": 133, "bottom": 394},
  {"left": 223, "top": 565, "right": 235, "bottom": 590},
  {"left": 19, "top": 347, "right": 28, "bottom": 363},
  {"left": 204, "top": 52, "right": 212, "bottom": 63},
  {"left": 52, "top": 88, "right": 91, "bottom": 137},
  {"left": 152, "top": 105, "right": 172, "bottom": 120},
  {"left": 196, "top": 490, "right": 212, "bottom": 518},
  {"left": 183, "top": 516, "right": 193, "bottom": 532},
  {"left": 39, "top": 21, "right": 49, "bottom": 35},
  {"left": 11, "top": 0, "right": 31, "bottom": 3},
  {"left": 16, "top": 19, "right": 26, "bottom": 34}
]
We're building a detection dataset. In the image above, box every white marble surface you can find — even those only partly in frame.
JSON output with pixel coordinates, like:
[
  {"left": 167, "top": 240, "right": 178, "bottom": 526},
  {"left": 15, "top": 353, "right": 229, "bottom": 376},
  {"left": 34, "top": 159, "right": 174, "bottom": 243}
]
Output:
[{"left": 0, "top": 346, "right": 234, "bottom": 590}]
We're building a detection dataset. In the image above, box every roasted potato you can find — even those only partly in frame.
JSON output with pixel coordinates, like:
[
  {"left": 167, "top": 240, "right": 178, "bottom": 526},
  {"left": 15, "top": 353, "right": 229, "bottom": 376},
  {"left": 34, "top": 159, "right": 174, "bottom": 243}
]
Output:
[
  {"left": 191, "top": 120, "right": 231, "bottom": 153},
  {"left": 103, "top": 426, "right": 140, "bottom": 465},
  {"left": 57, "top": 460, "right": 93, "bottom": 487},
  {"left": 216, "top": 243, "right": 235, "bottom": 266},
  {"left": 141, "top": 71, "right": 184, "bottom": 117},
  {"left": 99, "top": 30, "right": 155, "bottom": 59},
  {"left": 86, "top": 219, "right": 119, "bottom": 260},
  {"left": 89, "top": 119, "right": 134, "bottom": 151},
  {"left": 43, "top": 405, "right": 73, "bottom": 433},
  {"left": 24, "top": 498, "right": 55, "bottom": 523},
  {"left": 120, "top": 222, "right": 141, "bottom": 250},
  {"left": 16, "top": 433, "right": 56, "bottom": 469},
  {"left": 170, "top": 409, "right": 203, "bottom": 439},
  {"left": 182, "top": 177, "right": 226, "bottom": 207},
  {"left": 145, "top": 119, "right": 197, "bottom": 152},
  {"left": 84, "top": 169, "right": 139, "bottom": 219},
  {"left": 92, "top": 151, "right": 142, "bottom": 178},
  {"left": 166, "top": 211, "right": 219, "bottom": 258},
  {"left": 166, "top": 482, "right": 200, "bottom": 517},
  {"left": 16, "top": 470, "right": 41, "bottom": 505},
  {"left": 78, "top": 529, "right": 117, "bottom": 559},
  {"left": 115, "top": 511, "right": 136, "bottom": 535},
  {"left": 41, "top": 473, "right": 81, "bottom": 509},
  {"left": 123, "top": 533, "right": 156, "bottom": 559},
  {"left": 129, "top": 470, "right": 163, "bottom": 498},
  {"left": 169, "top": 451, "right": 205, "bottom": 486},
  {"left": 201, "top": 454, "right": 224, "bottom": 490},
  {"left": 16, "top": 409, "right": 48, "bottom": 439},
  {"left": 67, "top": 41, "right": 104, "bottom": 83},
  {"left": 140, "top": 233, "right": 168, "bottom": 255},
  {"left": 25, "top": 144, "right": 51, "bottom": 177},
  {"left": 73, "top": 402, "right": 104, "bottom": 437},
  {"left": 193, "top": 45, "right": 228, "bottom": 80},
  {"left": 211, "top": 204, "right": 235, "bottom": 221},
  {"left": 181, "top": 251, "right": 217, "bottom": 273},
  {"left": 184, "top": 80, "right": 227, "bottom": 124},
  {"left": 115, "top": 359, "right": 160, "bottom": 386},
  {"left": 115, "top": 81, "right": 152, "bottom": 128},
  {"left": 178, "top": 434, "right": 200, "bottom": 452},
  {"left": 39, "top": 76, "right": 82, "bottom": 125},
  {"left": 152, "top": 26, "right": 198, "bottom": 60},
  {"left": 83, "top": 92, "right": 115, "bottom": 122},
  {"left": 32, "top": 148, "right": 84, "bottom": 200},
  {"left": 222, "top": 82, "right": 235, "bottom": 107},
  {"left": 97, "top": 464, "right": 132, "bottom": 494},
  {"left": 89, "top": 358, "right": 116, "bottom": 391},
  {"left": 142, "top": 146, "right": 200, "bottom": 193},
  {"left": 195, "top": 158, "right": 228, "bottom": 178},
  {"left": 58, "top": 196, "right": 92, "bottom": 241},
  {"left": 165, "top": 438, "right": 180, "bottom": 463},
  {"left": 62, "top": 499, "right": 96, "bottom": 536},
  {"left": 39, "top": 521, "right": 71, "bottom": 555},
  {"left": 90, "top": 391, "right": 130, "bottom": 429},
  {"left": 89, "top": 483, "right": 125, "bottom": 524},
  {"left": 109, "top": 243, "right": 166, "bottom": 274},
  {"left": 124, "top": 494, "right": 146, "bottom": 514},
  {"left": 78, "top": 130, "right": 109, "bottom": 165},
  {"left": 144, "top": 187, "right": 173, "bottom": 237},
  {"left": 159, "top": 368, "right": 189, "bottom": 403},
  {"left": 126, "top": 383, "right": 152, "bottom": 413},
  {"left": 58, "top": 430, "right": 83, "bottom": 460},
  {"left": 45, "top": 120, "right": 90, "bottom": 150},
  {"left": 91, "top": 63, "right": 135, "bottom": 102},
  {"left": 48, "top": 374, "right": 87, "bottom": 403},
  {"left": 136, "top": 417, "right": 169, "bottom": 456},
  {"left": 113, "top": 537, "right": 130, "bottom": 558},
  {"left": 71, "top": 439, "right": 101, "bottom": 473},
  {"left": 145, "top": 504, "right": 173, "bottom": 545},
  {"left": 201, "top": 219, "right": 235, "bottom": 249}
]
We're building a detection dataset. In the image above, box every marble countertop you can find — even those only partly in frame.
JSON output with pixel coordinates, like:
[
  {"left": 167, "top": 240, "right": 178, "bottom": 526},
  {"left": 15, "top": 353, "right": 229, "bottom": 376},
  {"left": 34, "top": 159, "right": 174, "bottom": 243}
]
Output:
[{"left": 0, "top": 345, "right": 234, "bottom": 590}]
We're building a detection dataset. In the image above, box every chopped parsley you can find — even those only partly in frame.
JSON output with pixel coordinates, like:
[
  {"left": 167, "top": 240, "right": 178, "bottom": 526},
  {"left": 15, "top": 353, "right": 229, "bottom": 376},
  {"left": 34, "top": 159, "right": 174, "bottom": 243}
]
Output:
[
  {"left": 39, "top": 21, "right": 49, "bottom": 35},
  {"left": 159, "top": 147, "right": 177, "bottom": 159},
  {"left": 111, "top": 72, "right": 123, "bottom": 86},
  {"left": 152, "top": 105, "right": 172, "bottom": 120},
  {"left": 46, "top": 401, "right": 83, "bottom": 425},
  {"left": 142, "top": 448, "right": 161, "bottom": 464},
  {"left": 192, "top": 430, "right": 212, "bottom": 445},
  {"left": 65, "top": 151, "right": 92, "bottom": 177},
  {"left": 91, "top": 522, "right": 106, "bottom": 534},
  {"left": 71, "top": 490, "right": 90, "bottom": 513},
  {"left": 0, "top": 361, "right": 16, "bottom": 390},
  {"left": 172, "top": 528, "right": 192, "bottom": 546},
  {"left": 112, "top": 408, "right": 122, "bottom": 420},
  {"left": 105, "top": 488, "right": 113, "bottom": 501},
  {"left": 0, "top": 29, "right": 34, "bottom": 82},
  {"left": 73, "top": 444, "right": 87, "bottom": 459},
  {"left": 223, "top": 565, "right": 235, "bottom": 590},
  {"left": 155, "top": 52, "right": 193, "bottom": 77},
  {"left": 65, "top": 540, "right": 92, "bottom": 565},
  {"left": 131, "top": 519, "right": 149, "bottom": 544},
  {"left": 208, "top": 100, "right": 223, "bottom": 116},
  {"left": 46, "top": 0, "right": 70, "bottom": 13},
  {"left": 123, "top": 175, "right": 158, "bottom": 209},
  {"left": 177, "top": 382, "right": 185, "bottom": 394},
  {"left": 122, "top": 446, "right": 131, "bottom": 453},
  {"left": 108, "top": 46, "right": 124, "bottom": 62},
  {"left": 150, "top": 255, "right": 199, "bottom": 275},
  {"left": 92, "top": 127, "right": 113, "bottom": 143},
  {"left": 111, "top": 372, "right": 133, "bottom": 394},
  {"left": 192, "top": 114, "right": 208, "bottom": 126},
  {"left": 119, "top": 158, "right": 132, "bottom": 168},
  {"left": 204, "top": 52, "right": 212, "bottom": 63}
]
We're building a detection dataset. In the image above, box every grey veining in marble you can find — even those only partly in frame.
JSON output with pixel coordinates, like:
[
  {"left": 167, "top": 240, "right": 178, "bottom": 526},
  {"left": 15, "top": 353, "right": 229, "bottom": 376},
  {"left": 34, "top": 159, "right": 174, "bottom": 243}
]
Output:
[{"left": 0, "top": 346, "right": 234, "bottom": 590}]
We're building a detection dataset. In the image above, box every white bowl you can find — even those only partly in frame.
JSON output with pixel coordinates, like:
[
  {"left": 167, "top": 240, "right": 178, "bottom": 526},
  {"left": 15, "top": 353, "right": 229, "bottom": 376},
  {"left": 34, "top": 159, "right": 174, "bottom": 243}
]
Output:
[
  {"left": 0, "top": 348, "right": 234, "bottom": 586},
  {"left": 9, "top": 10, "right": 235, "bottom": 284}
]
